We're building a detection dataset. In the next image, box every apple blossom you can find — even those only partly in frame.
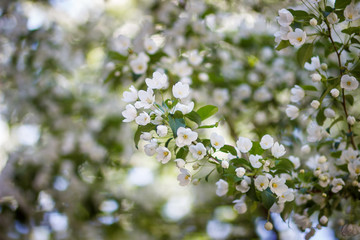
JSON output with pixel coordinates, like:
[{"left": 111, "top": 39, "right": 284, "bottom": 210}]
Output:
[
  {"left": 236, "top": 137, "right": 252, "bottom": 153},
  {"left": 236, "top": 176, "right": 251, "bottom": 193},
  {"left": 271, "top": 142, "right": 286, "bottom": 158},
  {"left": 277, "top": 9, "right": 293, "bottom": 27},
  {"left": 249, "top": 154, "right": 263, "bottom": 168},
  {"left": 145, "top": 71, "right": 168, "bottom": 89},
  {"left": 177, "top": 168, "right": 191, "bottom": 186},
  {"left": 235, "top": 167, "right": 246, "bottom": 178},
  {"left": 122, "top": 85, "right": 138, "bottom": 103},
  {"left": 135, "top": 112, "right": 150, "bottom": 126},
  {"left": 172, "top": 82, "right": 190, "bottom": 99},
  {"left": 285, "top": 105, "right": 299, "bottom": 120},
  {"left": 122, "top": 104, "right": 137, "bottom": 122},
  {"left": 157, "top": 125, "right": 168, "bottom": 137},
  {"left": 176, "top": 127, "right": 198, "bottom": 147},
  {"left": 290, "top": 85, "right": 305, "bottom": 103},
  {"left": 287, "top": 28, "right": 306, "bottom": 47},
  {"left": 215, "top": 179, "right": 228, "bottom": 196},
  {"left": 341, "top": 75, "right": 359, "bottom": 91},
  {"left": 210, "top": 133, "right": 225, "bottom": 149},
  {"left": 260, "top": 134, "right": 274, "bottom": 150},
  {"left": 255, "top": 175, "right": 269, "bottom": 191},
  {"left": 330, "top": 88, "right": 339, "bottom": 98},
  {"left": 156, "top": 147, "right": 171, "bottom": 164},
  {"left": 189, "top": 143, "right": 207, "bottom": 160}
]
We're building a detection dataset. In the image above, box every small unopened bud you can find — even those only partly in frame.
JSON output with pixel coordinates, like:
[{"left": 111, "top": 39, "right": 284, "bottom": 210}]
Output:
[
  {"left": 338, "top": 219, "right": 345, "bottom": 226},
  {"left": 300, "top": 169, "right": 305, "bottom": 174},
  {"left": 265, "top": 222, "right": 273, "bottom": 231},
  {"left": 317, "top": 224, "right": 322, "bottom": 229},
  {"left": 330, "top": 88, "right": 339, "bottom": 98},
  {"left": 192, "top": 178, "right": 200, "bottom": 185},
  {"left": 321, "top": 63, "right": 328, "bottom": 71},
  {"left": 221, "top": 160, "right": 229, "bottom": 169},
  {"left": 322, "top": 193, "right": 327, "bottom": 198},
  {"left": 314, "top": 169, "right": 321, "bottom": 176},
  {"left": 318, "top": 156, "right": 327, "bottom": 164},
  {"left": 310, "top": 18, "right": 318, "bottom": 26},
  {"left": 192, "top": 163, "right": 200, "bottom": 170},
  {"left": 352, "top": 180, "right": 359, "bottom": 187},
  {"left": 311, "top": 100, "right": 320, "bottom": 109},
  {"left": 301, "top": 145, "right": 311, "bottom": 154},
  {"left": 311, "top": 73, "right": 322, "bottom": 82},
  {"left": 320, "top": 215, "right": 328, "bottom": 225},
  {"left": 347, "top": 116, "right": 356, "bottom": 125}
]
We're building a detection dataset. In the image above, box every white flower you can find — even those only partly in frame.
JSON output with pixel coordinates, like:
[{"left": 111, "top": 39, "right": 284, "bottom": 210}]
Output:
[
  {"left": 289, "top": 155, "right": 300, "bottom": 169},
  {"left": 213, "top": 88, "right": 230, "bottom": 107},
  {"left": 319, "top": 173, "right": 330, "bottom": 187},
  {"left": 254, "top": 87, "right": 272, "bottom": 102},
  {"left": 310, "top": 18, "right": 317, "bottom": 26},
  {"left": 348, "top": 159, "right": 360, "bottom": 177},
  {"left": 235, "top": 167, "right": 246, "bottom": 178},
  {"left": 173, "top": 60, "right": 193, "bottom": 77},
  {"left": 122, "top": 104, "right": 137, "bottom": 122},
  {"left": 304, "top": 56, "right": 321, "bottom": 71},
  {"left": 307, "top": 121, "right": 325, "bottom": 142},
  {"left": 173, "top": 101, "right": 195, "bottom": 115},
  {"left": 144, "top": 141, "right": 158, "bottom": 156},
  {"left": 175, "top": 158, "right": 186, "bottom": 168},
  {"left": 330, "top": 88, "right": 340, "bottom": 97},
  {"left": 189, "top": 143, "right": 207, "bottom": 159},
  {"left": 255, "top": 175, "right": 269, "bottom": 191},
  {"left": 341, "top": 224, "right": 360, "bottom": 237},
  {"left": 222, "top": 160, "right": 229, "bottom": 169},
  {"left": 135, "top": 112, "right": 150, "bottom": 126},
  {"left": 177, "top": 168, "right": 191, "bottom": 186},
  {"left": 157, "top": 125, "right": 168, "bottom": 137},
  {"left": 233, "top": 199, "right": 247, "bottom": 214},
  {"left": 144, "top": 37, "right": 158, "bottom": 54},
  {"left": 311, "top": 73, "right": 321, "bottom": 82},
  {"left": 263, "top": 160, "right": 271, "bottom": 172},
  {"left": 187, "top": 49, "right": 203, "bottom": 66},
  {"left": 278, "top": 189, "right": 294, "bottom": 203},
  {"left": 260, "top": 134, "right": 274, "bottom": 149},
  {"left": 344, "top": 3, "right": 360, "bottom": 21},
  {"left": 198, "top": 72, "right": 209, "bottom": 82},
  {"left": 320, "top": 216, "right": 328, "bottom": 225},
  {"left": 286, "top": 105, "right": 299, "bottom": 120},
  {"left": 156, "top": 147, "right": 171, "bottom": 164},
  {"left": 269, "top": 176, "right": 288, "bottom": 196},
  {"left": 310, "top": 100, "right": 320, "bottom": 109},
  {"left": 324, "top": 108, "right": 336, "bottom": 118},
  {"left": 272, "top": 142, "right": 286, "bottom": 158},
  {"left": 270, "top": 202, "right": 285, "bottom": 213},
  {"left": 140, "top": 132, "right": 152, "bottom": 141},
  {"left": 293, "top": 214, "right": 312, "bottom": 230},
  {"left": 236, "top": 137, "right": 252, "bottom": 153},
  {"left": 277, "top": 9, "right": 294, "bottom": 27},
  {"left": 290, "top": 85, "right": 305, "bottom": 103},
  {"left": 249, "top": 154, "right": 263, "bottom": 168},
  {"left": 331, "top": 178, "right": 345, "bottom": 193},
  {"left": 341, "top": 148, "right": 358, "bottom": 163},
  {"left": 347, "top": 116, "right": 356, "bottom": 125},
  {"left": 327, "top": 12, "right": 339, "bottom": 24},
  {"left": 210, "top": 133, "right": 225, "bottom": 149},
  {"left": 236, "top": 176, "right": 251, "bottom": 193},
  {"left": 130, "top": 55, "right": 148, "bottom": 74},
  {"left": 135, "top": 88, "right": 155, "bottom": 109},
  {"left": 216, "top": 179, "right": 229, "bottom": 196},
  {"left": 341, "top": 75, "right": 359, "bottom": 91},
  {"left": 172, "top": 82, "right": 190, "bottom": 99},
  {"left": 145, "top": 71, "right": 168, "bottom": 89},
  {"left": 122, "top": 85, "right": 138, "bottom": 103},
  {"left": 113, "top": 35, "right": 130, "bottom": 54},
  {"left": 234, "top": 84, "right": 251, "bottom": 100},
  {"left": 176, "top": 127, "right": 198, "bottom": 147},
  {"left": 150, "top": 111, "right": 163, "bottom": 125},
  {"left": 295, "top": 194, "right": 312, "bottom": 205},
  {"left": 287, "top": 28, "right": 306, "bottom": 47},
  {"left": 274, "top": 26, "right": 292, "bottom": 42}
]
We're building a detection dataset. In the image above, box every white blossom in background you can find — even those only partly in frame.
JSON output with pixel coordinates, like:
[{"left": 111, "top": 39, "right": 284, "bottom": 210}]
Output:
[
  {"left": 157, "top": 125, "right": 168, "bottom": 137},
  {"left": 233, "top": 197, "right": 247, "bottom": 214},
  {"left": 215, "top": 179, "right": 228, "bottom": 196},
  {"left": 236, "top": 176, "right": 251, "bottom": 193},
  {"left": 327, "top": 12, "right": 339, "bottom": 24},
  {"left": 249, "top": 154, "right": 263, "bottom": 168},
  {"left": 347, "top": 116, "right": 356, "bottom": 125},
  {"left": 311, "top": 73, "right": 321, "bottom": 82},
  {"left": 235, "top": 167, "right": 246, "bottom": 178},
  {"left": 324, "top": 108, "right": 336, "bottom": 118},
  {"left": 144, "top": 141, "right": 158, "bottom": 156},
  {"left": 331, "top": 178, "right": 345, "bottom": 193},
  {"left": 278, "top": 189, "right": 294, "bottom": 203},
  {"left": 307, "top": 121, "right": 325, "bottom": 142},
  {"left": 304, "top": 56, "right": 321, "bottom": 71},
  {"left": 290, "top": 85, "right": 305, "bottom": 103},
  {"left": 135, "top": 112, "right": 150, "bottom": 125},
  {"left": 135, "top": 88, "right": 155, "bottom": 109},
  {"left": 310, "top": 100, "right": 320, "bottom": 109},
  {"left": 145, "top": 71, "right": 168, "bottom": 89},
  {"left": 187, "top": 49, "right": 203, "bottom": 66},
  {"left": 277, "top": 9, "right": 293, "bottom": 27},
  {"left": 173, "top": 60, "right": 193, "bottom": 77},
  {"left": 113, "top": 35, "right": 130, "bottom": 55},
  {"left": 130, "top": 52, "right": 149, "bottom": 74},
  {"left": 344, "top": 3, "right": 360, "bottom": 21},
  {"left": 144, "top": 37, "right": 158, "bottom": 54},
  {"left": 286, "top": 105, "right": 299, "bottom": 120}
]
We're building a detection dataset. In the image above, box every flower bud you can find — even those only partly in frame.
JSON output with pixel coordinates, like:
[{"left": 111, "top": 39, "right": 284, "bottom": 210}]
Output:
[
  {"left": 192, "top": 163, "right": 200, "bottom": 170},
  {"left": 140, "top": 132, "right": 152, "bottom": 141},
  {"left": 310, "top": 18, "right": 318, "bottom": 26},
  {"left": 192, "top": 178, "right": 200, "bottom": 185},
  {"left": 265, "top": 222, "right": 273, "bottom": 231},
  {"left": 330, "top": 88, "right": 339, "bottom": 97},
  {"left": 322, "top": 193, "right": 327, "bottom": 198},
  {"left": 347, "top": 116, "right": 356, "bottom": 125},
  {"left": 352, "top": 180, "right": 359, "bottom": 187},
  {"left": 222, "top": 160, "right": 229, "bottom": 169},
  {"left": 311, "top": 100, "right": 320, "bottom": 109},
  {"left": 321, "top": 63, "right": 328, "bottom": 71},
  {"left": 320, "top": 215, "right": 328, "bottom": 225},
  {"left": 311, "top": 73, "right": 321, "bottom": 82},
  {"left": 301, "top": 145, "right": 311, "bottom": 154},
  {"left": 300, "top": 169, "right": 305, "bottom": 174}
]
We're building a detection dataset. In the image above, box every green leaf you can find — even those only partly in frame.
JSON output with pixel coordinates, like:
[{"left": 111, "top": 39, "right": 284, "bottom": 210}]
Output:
[
  {"left": 176, "top": 147, "right": 189, "bottom": 159},
  {"left": 297, "top": 43, "right": 314, "bottom": 67},
  {"left": 168, "top": 114, "right": 186, "bottom": 138},
  {"left": 185, "top": 111, "right": 202, "bottom": 125},
  {"left": 335, "top": 0, "right": 351, "bottom": 9},
  {"left": 246, "top": 181, "right": 259, "bottom": 201},
  {"left": 288, "top": 9, "right": 315, "bottom": 21},
  {"left": 165, "top": 138, "right": 173, "bottom": 148},
  {"left": 316, "top": 108, "right": 326, "bottom": 126},
  {"left": 196, "top": 105, "right": 218, "bottom": 121},
  {"left": 232, "top": 158, "right": 251, "bottom": 168},
  {"left": 205, "top": 169, "right": 215, "bottom": 182},
  {"left": 331, "top": 151, "right": 342, "bottom": 158},
  {"left": 134, "top": 124, "right": 156, "bottom": 149},
  {"left": 345, "top": 95, "right": 354, "bottom": 105},
  {"left": 350, "top": 61, "right": 360, "bottom": 78},
  {"left": 300, "top": 85, "right": 318, "bottom": 91},
  {"left": 327, "top": 116, "right": 343, "bottom": 132},
  {"left": 342, "top": 27, "right": 360, "bottom": 35},
  {"left": 198, "top": 120, "right": 220, "bottom": 129},
  {"left": 108, "top": 51, "right": 128, "bottom": 61},
  {"left": 276, "top": 40, "right": 291, "bottom": 51},
  {"left": 275, "top": 158, "right": 295, "bottom": 174},
  {"left": 281, "top": 201, "right": 294, "bottom": 222},
  {"left": 249, "top": 141, "right": 264, "bottom": 155},
  {"left": 220, "top": 145, "right": 237, "bottom": 155},
  {"left": 261, "top": 188, "right": 276, "bottom": 209}
]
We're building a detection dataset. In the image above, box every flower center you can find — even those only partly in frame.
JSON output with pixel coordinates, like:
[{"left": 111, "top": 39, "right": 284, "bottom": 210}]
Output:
[
  {"left": 163, "top": 151, "right": 169, "bottom": 157},
  {"left": 347, "top": 81, "right": 352, "bottom": 86},
  {"left": 355, "top": 168, "right": 360, "bottom": 174},
  {"left": 297, "top": 37, "right": 302, "bottom": 42},
  {"left": 272, "top": 183, "right": 278, "bottom": 188},
  {"left": 260, "top": 183, "right": 264, "bottom": 187},
  {"left": 197, "top": 150, "right": 202, "bottom": 155},
  {"left": 214, "top": 142, "right": 219, "bottom": 146},
  {"left": 185, "top": 175, "right": 190, "bottom": 180},
  {"left": 183, "top": 134, "right": 188, "bottom": 139}
]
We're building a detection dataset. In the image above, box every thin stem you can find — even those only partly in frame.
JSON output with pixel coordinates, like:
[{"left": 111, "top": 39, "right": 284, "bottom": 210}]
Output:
[{"left": 326, "top": 21, "right": 357, "bottom": 150}]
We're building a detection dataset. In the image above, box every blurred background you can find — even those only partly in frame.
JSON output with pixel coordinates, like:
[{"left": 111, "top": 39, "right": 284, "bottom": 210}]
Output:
[{"left": 0, "top": 0, "right": 341, "bottom": 239}]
